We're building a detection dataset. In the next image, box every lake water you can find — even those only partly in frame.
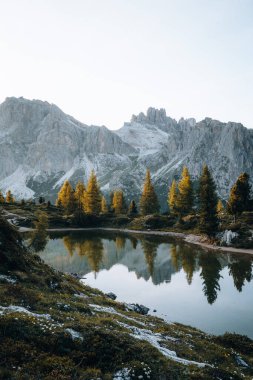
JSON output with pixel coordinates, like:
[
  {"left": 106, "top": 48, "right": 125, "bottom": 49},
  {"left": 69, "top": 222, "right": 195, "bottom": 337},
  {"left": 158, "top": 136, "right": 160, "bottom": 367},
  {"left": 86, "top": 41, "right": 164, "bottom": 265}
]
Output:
[{"left": 37, "top": 230, "right": 253, "bottom": 338}]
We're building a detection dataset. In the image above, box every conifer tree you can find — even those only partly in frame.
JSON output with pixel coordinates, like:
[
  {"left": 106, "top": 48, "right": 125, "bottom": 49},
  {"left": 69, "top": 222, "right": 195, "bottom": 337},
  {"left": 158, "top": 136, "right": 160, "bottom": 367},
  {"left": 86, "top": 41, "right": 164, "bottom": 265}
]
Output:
[
  {"left": 112, "top": 190, "right": 125, "bottom": 214},
  {"left": 0, "top": 190, "right": 4, "bottom": 203},
  {"left": 56, "top": 180, "right": 74, "bottom": 213},
  {"left": 6, "top": 190, "right": 14, "bottom": 203},
  {"left": 216, "top": 199, "right": 224, "bottom": 214},
  {"left": 84, "top": 170, "right": 101, "bottom": 214},
  {"left": 176, "top": 167, "right": 193, "bottom": 218},
  {"left": 168, "top": 179, "right": 177, "bottom": 215},
  {"left": 74, "top": 181, "right": 86, "bottom": 212},
  {"left": 29, "top": 211, "right": 48, "bottom": 252},
  {"left": 198, "top": 165, "right": 218, "bottom": 236},
  {"left": 227, "top": 173, "right": 251, "bottom": 220},
  {"left": 128, "top": 200, "right": 138, "bottom": 215},
  {"left": 109, "top": 191, "right": 114, "bottom": 212},
  {"left": 139, "top": 169, "right": 159, "bottom": 215},
  {"left": 101, "top": 196, "right": 108, "bottom": 213}
]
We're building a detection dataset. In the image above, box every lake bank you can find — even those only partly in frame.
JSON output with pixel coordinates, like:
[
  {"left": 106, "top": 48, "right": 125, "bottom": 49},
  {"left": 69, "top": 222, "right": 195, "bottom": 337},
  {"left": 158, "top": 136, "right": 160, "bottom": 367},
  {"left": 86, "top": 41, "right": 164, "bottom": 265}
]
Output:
[{"left": 20, "top": 225, "right": 253, "bottom": 257}]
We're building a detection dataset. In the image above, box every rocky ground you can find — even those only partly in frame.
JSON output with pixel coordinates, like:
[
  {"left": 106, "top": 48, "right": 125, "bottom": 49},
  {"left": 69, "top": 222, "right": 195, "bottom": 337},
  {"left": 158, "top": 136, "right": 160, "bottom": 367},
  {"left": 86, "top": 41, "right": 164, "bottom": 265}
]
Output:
[{"left": 0, "top": 214, "right": 253, "bottom": 379}]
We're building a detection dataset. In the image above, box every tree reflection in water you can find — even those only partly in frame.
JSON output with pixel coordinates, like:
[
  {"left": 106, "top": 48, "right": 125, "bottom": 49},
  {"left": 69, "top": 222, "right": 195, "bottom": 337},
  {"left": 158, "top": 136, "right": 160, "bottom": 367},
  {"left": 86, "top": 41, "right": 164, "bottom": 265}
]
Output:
[
  {"left": 63, "top": 234, "right": 104, "bottom": 277},
  {"left": 53, "top": 232, "right": 253, "bottom": 304},
  {"left": 199, "top": 253, "right": 222, "bottom": 304},
  {"left": 141, "top": 238, "right": 158, "bottom": 277},
  {"left": 229, "top": 258, "right": 252, "bottom": 292}
]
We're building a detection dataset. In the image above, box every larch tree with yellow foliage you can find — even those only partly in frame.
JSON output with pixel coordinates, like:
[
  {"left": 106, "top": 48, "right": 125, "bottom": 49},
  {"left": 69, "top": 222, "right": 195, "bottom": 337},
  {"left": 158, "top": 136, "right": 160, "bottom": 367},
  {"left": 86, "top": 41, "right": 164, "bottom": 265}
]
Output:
[
  {"left": 176, "top": 166, "right": 193, "bottom": 218},
  {"left": 168, "top": 179, "right": 177, "bottom": 215},
  {"left": 6, "top": 190, "right": 15, "bottom": 203},
  {"left": 56, "top": 180, "right": 75, "bottom": 213},
  {"left": 112, "top": 190, "right": 125, "bottom": 214},
  {"left": 84, "top": 170, "right": 101, "bottom": 214},
  {"left": 0, "top": 190, "right": 5, "bottom": 203},
  {"left": 140, "top": 169, "right": 159, "bottom": 215},
  {"left": 74, "top": 181, "right": 86, "bottom": 212},
  {"left": 217, "top": 199, "right": 224, "bottom": 214}
]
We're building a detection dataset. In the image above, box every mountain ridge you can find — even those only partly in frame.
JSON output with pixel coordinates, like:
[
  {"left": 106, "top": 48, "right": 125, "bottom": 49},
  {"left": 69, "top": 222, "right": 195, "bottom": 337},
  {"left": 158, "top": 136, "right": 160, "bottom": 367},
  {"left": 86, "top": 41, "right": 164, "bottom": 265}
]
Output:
[{"left": 0, "top": 96, "right": 253, "bottom": 210}]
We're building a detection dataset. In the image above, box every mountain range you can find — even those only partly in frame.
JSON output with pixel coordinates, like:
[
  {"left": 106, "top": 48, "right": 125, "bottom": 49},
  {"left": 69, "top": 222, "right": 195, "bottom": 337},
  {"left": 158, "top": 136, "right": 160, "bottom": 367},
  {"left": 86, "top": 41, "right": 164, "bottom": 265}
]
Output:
[{"left": 0, "top": 96, "right": 252, "bottom": 210}]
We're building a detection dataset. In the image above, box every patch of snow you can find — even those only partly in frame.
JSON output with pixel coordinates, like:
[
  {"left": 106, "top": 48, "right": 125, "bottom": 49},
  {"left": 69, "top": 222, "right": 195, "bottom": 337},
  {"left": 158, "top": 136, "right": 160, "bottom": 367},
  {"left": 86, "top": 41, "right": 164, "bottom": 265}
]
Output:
[
  {"left": 0, "top": 274, "right": 16, "bottom": 284},
  {"left": 113, "top": 368, "right": 131, "bottom": 380},
  {"left": 89, "top": 304, "right": 146, "bottom": 326},
  {"left": 235, "top": 355, "right": 248, "bottom": 367},
  {"left": 118, "top": 322, "right": 209, "bottom": 368},
  {"left": 0, "top": 166, "right": 34, "bottom": 199},
  {"left": 0, "top": 305, "right": 51, "bottom": 320},
  {"left": 101, "top": 182, "right": 110, "bottom": 191},
  {"left": 116, "top": 122, "right": 169, "bottom": 155},
  {"left": 65, "top": 328, "right": 83, "bottom": 342}
]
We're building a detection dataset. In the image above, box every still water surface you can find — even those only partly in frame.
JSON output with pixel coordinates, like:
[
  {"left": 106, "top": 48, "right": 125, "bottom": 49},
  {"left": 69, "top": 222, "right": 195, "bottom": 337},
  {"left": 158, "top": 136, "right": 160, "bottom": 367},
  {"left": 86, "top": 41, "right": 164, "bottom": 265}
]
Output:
[{"left": 37, "top": 230, "right": 253, "bottom": 338}]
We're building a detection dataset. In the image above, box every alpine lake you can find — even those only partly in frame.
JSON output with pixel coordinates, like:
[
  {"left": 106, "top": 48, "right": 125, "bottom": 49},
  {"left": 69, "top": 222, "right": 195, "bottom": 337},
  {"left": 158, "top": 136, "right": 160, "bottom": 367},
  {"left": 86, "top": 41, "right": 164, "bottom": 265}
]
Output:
[{"left": 33, "top": 229, "right": 253, "bottom": 339}]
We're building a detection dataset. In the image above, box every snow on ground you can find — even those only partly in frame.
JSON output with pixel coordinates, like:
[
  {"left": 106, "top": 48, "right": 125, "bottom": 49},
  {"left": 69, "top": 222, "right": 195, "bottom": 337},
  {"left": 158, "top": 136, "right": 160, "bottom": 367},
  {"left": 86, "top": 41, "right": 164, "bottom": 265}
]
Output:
[
  {"left": 116, "top": 122, "right": 169, "bottom": 156},
  {"left": 90, "top": 304, "right": 209, "bottom": 368},
  {"left": 0, "top": 305, "right": 51, "bottom": 320},
  {"left": 117, "top": 321, "right": 209, "bottom": 368},
  {"left": 89, "top": 304, "right": 146, "bottom": 326},
  {"left": 65, "top": 328, "right": 83, "bottom": 342},
  {"left": 0, "top": 166, "right": 34, "bottom": 199},
  {"left": 0, "top": 275, "right": 16, "bottom": 284}
]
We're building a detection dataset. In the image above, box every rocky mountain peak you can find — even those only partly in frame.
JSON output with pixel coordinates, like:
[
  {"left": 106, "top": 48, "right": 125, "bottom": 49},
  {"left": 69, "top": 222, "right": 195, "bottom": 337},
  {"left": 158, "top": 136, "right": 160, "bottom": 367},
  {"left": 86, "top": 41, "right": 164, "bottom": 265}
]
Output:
[
  {"left": 0, "top": 97, "right": 253, "bottom": 209},
  {"left": 131, "top": 107, "right": 167, "bottom": 124}
]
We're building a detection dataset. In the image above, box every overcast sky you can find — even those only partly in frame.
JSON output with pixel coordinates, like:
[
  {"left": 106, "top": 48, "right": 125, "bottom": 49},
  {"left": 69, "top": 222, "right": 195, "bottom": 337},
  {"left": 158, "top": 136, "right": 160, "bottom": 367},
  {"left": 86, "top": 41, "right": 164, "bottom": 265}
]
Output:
[{"left": 0, "top": 0, "right": 252, "bottom": 129}]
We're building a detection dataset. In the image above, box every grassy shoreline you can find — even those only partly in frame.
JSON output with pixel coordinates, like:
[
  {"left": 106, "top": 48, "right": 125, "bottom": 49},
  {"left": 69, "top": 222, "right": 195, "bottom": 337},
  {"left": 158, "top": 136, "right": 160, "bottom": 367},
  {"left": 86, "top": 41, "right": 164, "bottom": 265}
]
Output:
[{"left": 1, "top": 216, "right": 253, "bottom": 379}]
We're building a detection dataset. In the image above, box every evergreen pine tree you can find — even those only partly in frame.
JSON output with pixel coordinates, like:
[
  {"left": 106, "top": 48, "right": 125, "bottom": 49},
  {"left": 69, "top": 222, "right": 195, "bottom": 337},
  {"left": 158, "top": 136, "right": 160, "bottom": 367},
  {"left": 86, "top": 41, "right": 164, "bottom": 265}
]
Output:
[
  {"left": 168, "top": 179, "right": 177, "bottom": 215},
  {"left": 0, "top": 190, "right": 5, "bottom": 203},
  {"left": 128, "top": 200, "right": 138, "bottom": 215},
  {"left": 198, "top": 165, "right": 218, "bottom": 236},
  {"left": 6, "top": 190, "right": 14, "bottom": 203},
  {"left": 176, "top": 167, "right": 193, "bottom": 218},
  {"left": 112, "top": 190, "right": 125, "bottom": 214},
  {"left": 56, "top": 180, "right": 75, "bottom": 213},
  {"left": 84, "top": 170, "right": 101, "bottom": 214},
  {"left": 101, "top": 196, "right": 108, "bottom": 213},
  {"left": 227, "top": 173, "right": 251, "bottom": 220},
  {"left": 139, "top": 169, "right": 159, "bottom": 215}
]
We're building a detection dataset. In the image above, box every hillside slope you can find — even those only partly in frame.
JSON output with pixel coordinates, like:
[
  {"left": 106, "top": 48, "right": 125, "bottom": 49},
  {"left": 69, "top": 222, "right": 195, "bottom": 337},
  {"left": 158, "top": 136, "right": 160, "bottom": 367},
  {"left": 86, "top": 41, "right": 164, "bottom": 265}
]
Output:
[{"left": 0, "top": 215, "right": 253, "bottom": 379}]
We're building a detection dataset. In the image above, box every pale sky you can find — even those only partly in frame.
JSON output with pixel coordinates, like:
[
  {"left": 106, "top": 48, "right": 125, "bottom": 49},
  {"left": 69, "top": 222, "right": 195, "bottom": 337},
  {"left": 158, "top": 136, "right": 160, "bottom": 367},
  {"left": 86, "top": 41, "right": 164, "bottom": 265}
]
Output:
[{"left": 0, "top": 0, "right": 252, "bottom": 129}]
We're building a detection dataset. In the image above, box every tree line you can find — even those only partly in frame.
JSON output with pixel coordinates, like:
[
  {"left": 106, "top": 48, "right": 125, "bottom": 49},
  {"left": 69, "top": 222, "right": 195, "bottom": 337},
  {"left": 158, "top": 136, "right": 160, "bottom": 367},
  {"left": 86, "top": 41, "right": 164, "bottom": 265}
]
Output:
[{"left": 1, "top": 166, "right": 251, "bottom": 236}]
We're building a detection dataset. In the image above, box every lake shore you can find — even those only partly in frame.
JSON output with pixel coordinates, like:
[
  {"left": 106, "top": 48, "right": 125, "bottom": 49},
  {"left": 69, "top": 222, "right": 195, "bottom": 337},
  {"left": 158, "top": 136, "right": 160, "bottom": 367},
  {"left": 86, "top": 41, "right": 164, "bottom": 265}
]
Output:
[{"left": 20, "top": 226, "right": 253, "bottom": 256}]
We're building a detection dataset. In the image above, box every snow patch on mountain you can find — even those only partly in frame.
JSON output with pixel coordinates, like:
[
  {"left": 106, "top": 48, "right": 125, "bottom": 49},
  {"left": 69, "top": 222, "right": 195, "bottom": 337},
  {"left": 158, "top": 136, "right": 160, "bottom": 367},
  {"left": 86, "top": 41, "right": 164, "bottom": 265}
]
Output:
[{"left": 0, "top": 166, "right": 34, "bottom": 199}]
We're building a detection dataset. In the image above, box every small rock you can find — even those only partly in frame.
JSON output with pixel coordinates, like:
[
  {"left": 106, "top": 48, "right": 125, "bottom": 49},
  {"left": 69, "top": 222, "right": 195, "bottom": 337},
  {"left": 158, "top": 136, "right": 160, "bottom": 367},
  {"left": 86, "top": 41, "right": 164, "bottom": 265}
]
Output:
[
  {"left": 106, "top": 292, "right": 117, "bottom": 300},
  {"left": 125, "top": 303, "right": 150, "bottom": 315},
  {"left": 153, "top": 309, "right": 157, "bottom": 312}
]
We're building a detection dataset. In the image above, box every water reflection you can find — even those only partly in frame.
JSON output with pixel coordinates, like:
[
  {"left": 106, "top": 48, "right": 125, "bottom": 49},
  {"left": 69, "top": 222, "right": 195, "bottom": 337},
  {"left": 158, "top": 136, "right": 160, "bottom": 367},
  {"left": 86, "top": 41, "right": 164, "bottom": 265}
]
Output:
[
  {"left": 40, "top": 231, "right": 253, "bottom": 305},
  {"left": 29, "top": 229, "right": 48, "bottom": 253},
  {"left": 229, "top": 259, "right": 252, "bottom": 292},
  {"left": 63, "top": 235, "right": 104, "bottom": 276}
]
